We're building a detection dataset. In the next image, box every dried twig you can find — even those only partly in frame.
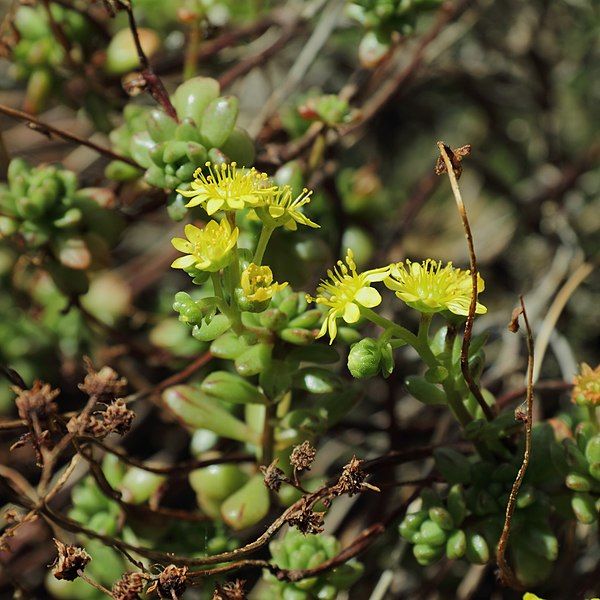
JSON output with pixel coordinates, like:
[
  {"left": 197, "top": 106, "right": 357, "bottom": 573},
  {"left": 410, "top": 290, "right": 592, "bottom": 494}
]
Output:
[
  {"left": 436, "top": 141, "right": 495, "bottom": 421},
  {"left": 0, "top": 103, "right": 140, "bottom": 167},
  {"left": 496, "top": 296, "right": 534, "bottom": 589}
]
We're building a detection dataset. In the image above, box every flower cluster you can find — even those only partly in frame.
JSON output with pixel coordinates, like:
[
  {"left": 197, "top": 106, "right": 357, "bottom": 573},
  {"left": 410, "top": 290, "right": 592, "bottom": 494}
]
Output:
[{"left": 308, "top": 253, "right": 487, "bottom": 343}]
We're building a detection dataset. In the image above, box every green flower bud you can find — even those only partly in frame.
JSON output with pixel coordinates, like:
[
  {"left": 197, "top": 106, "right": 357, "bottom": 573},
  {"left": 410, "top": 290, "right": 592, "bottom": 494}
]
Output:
[
  {"left": 433, "top": 448, "right": 472, "bottom": 484},
  {"left": 163, "top": 385, "right": 260, "bottom": 444},
  {"left": 220, "top": 474, "right": 270, "bottom": 530},
  {"left": 200, "top": 371, "right": 268, "bottom": 405},
  {"left": 413, "top": 543, "right": 443, "bottom": 566},
  {"left": 571, "top": 492, "right": 598, "bottom": 524},
  {"left": 446, "top": 529, "right": 467, "bottom": 559},
  {"left": 465, "top": 532, "right": 489, "bottom": 564},
  {"left": 405, "top": 375, "right": 447, "bottom": 405},
  {"left": 358, "top": 31, "right": 392, "bottom": 69},
  {"left": 348, "top": 338, "right": 380, "bottom": 379},
  {"left": 172, "top": 77, "right": 220, "bottom": 126},
  {"left": 189, "top": 464, "right": 248, "bottom": 502},
  {"left": 235, "top": 343, "right": 272, "bottom": 377},
  {"left": 173, "top": 291, "right": 203, "bottom": 324},
  {"left": 200, "top": 96, "right": 239, "bottom": 147}
]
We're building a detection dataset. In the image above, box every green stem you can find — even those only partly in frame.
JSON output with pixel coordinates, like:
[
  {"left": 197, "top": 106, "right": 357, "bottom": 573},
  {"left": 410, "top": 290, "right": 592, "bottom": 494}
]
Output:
[
  {"left": 212, "top": 272, "right": 243, "bottom": 334},
  {"left": 588, "top": 406, "right": 599, "bottom": 432},
  {"left": 360, "top": 307, "right": 438, "bottom": 368},
  {"left": 418, "top": 313, "right": 432, "bottom": 346},
  {"left": 253, "top": 223, "right": 275, "bottom": 266}
]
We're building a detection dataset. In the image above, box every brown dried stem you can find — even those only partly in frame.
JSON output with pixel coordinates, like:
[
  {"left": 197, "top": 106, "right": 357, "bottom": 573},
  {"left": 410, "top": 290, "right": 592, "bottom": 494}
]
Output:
[
  {"left": 496, "top": 296, "right": 534, "bottom": 589},
  {"left": 0, "top": 103, "right": 141, "bottom": 168},
  {"left": 436, "top": 141, "right": 495, "bottom": 422}
]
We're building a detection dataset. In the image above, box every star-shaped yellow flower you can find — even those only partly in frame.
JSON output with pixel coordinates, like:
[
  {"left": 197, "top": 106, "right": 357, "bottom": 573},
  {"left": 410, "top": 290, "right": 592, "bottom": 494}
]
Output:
[
  {"left": 384, "top": 259, "right": 486, "bottom": 316},
  {"left": 171, "top": 219, "right": 238, "bottom": 272},
  {"left": 308, "top": 249, "right": 390, "bottom": 344},
  {"left": 253, "top": 185, "right": 319, "bottom": 230},
  {"left": 177, "top": 162, "right": 270, "bottom": 215}
]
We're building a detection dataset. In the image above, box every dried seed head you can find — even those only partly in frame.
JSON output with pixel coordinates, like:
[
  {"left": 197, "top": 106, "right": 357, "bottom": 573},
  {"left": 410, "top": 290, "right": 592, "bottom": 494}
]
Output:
[
  {"left": 435, "top": 143, "right": 471, "bottom": 180},
  {"left": 14, "top": 381, "right": 59, "bottom": 422},
  {"left": 508, "top": 307, "right": 523, "bottom": 333},
  {"left": 79, "top": 360, "right": 127, "bottom": 401},
  {"left": 52, "top": 539, "right": 91, "bottom": 581},
  {"left": 147, "top": 565, "right": 188, "bottom": 599},
  {"left": 111, "top": 571, "right": 149, "bottom": 600},
  {"left": 333, "top": 455, "right": 379, "bottom": 497},
  {"left": 260, "top": 459, "right": 286, "bottom": 492},
  {"left": 290, "top": 441, "right": 316, "bottom": 473},
  {"left": 212, "top": 579, "right": 246, "bottom": 600},
  {"left": 69, "top": 399, "right": 135, "bottom": 438},
  {"left": 286, "top": 499, "right": 325, "bottom": 535}
]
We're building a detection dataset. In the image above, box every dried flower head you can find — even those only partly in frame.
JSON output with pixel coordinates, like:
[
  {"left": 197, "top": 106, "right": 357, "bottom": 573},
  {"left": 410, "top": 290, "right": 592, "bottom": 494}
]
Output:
[
  {"left": 52, "top": 539, "right": 91, "bottom": 581},
  {"left": 333, "top": 456, "right": 379, "bottom": 497},
  {"left": 308, "top": 249, "right": 390, "bottom": 344},
  {"left": 385, "top": 259, "right": 486, "bottom": 316},
  {"left": 14, "top": 381, "right": 59, "bottom": 422},
  {"left": 287, "top": 499, "right": 325, "bottom": 535},
  {"left": 75, "top": 399, "right": 135, "bottom": 438},
  {"left": 435, "top": 143, "right": 471, "bottom": 179},
  {"left": 171, "top": 219, "right": 239, "bottom": 272},
  {"left": 290, "top": 441, "right": 317, "bottom": 473},
  {"left": 254, "top": 185, "right": 319, "bottom": 230},
  {"left": 112, "top": 572, "right": 149, "bottom": 600},
  {"left": 212, "top": 580, "right": 246, "bottom": 600},
  {"left": 572, "top": 363, "right": 600, "bottom": 407},
  {"left": 147, "top": 565, "right": 188, "bottom": 599},
  {"left": 240, "top": 263, "right": 287, "bottom": 303},
  {"left": 79, "top": 361, "right": 127, "bottom": 400},
  {"left": 177, "top": 162, "right": 270, "bottom": 215},
  {"left": 260, "top": 459, "right": 287, "bottom": 492}
]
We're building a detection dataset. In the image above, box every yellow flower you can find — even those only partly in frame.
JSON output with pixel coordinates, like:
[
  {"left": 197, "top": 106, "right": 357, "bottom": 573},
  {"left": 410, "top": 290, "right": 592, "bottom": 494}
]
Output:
[
  {"left": 385, "top": 259, "right": 486, "bottom": 316},
  {"left": 254, "top": 185, "right": 319, "bottom": 230},
  {"left": 572, "top": 363, "right": 600, "bottom": 407},
  {"left": 171, "top": 219, "right": 239, "bottom": 272},
  {"left": 240, "top": 263, "right": 287, "bottom": 303},
  {"left": 177, "top": 162, "right": 270, "bottom": 215},
  {"left": 308, "top": 249, "right": 390, "bottom": 344}
]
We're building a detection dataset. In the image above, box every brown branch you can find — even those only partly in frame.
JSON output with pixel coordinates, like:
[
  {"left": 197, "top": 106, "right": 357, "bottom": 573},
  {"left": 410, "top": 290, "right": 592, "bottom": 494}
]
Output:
[
  {"left": 116, "top": 0, "right": 178, "bottom": 120},
  {"left": 496, "top": 296, "right": 534, "bottom": 589},
  {"left": 0, "top": 103, "right": 141, "bottom": 167},
  {"left": 436, "top": 141, "right": 495, "bottom": 421}
]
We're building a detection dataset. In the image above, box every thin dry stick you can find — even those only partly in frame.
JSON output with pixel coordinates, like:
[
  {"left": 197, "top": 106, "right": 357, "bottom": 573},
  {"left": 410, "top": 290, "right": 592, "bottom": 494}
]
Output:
[
  {"left": 116, "top": 0, "right": 178, "bottom": 120},
  {"left": 77, "top": 570, "right": 112, "bottom": 596},
  {"left": 0, "top": 103, "right": 141, "bottom": 168},
  {"left": 532, "top": 262, "right": 593, "bottom": 383},
  {"left": 436, "top": 141, "right": 494, "bottom": 421},
  {"left": 496, "top": 296, "right": 534, "bottom": 588}
]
